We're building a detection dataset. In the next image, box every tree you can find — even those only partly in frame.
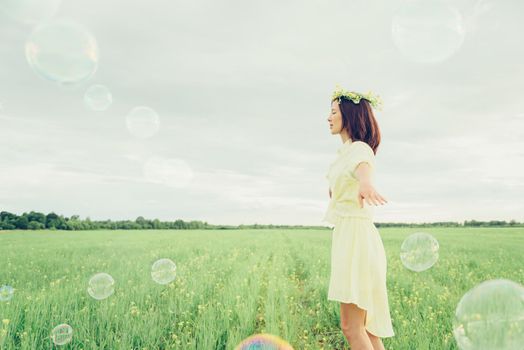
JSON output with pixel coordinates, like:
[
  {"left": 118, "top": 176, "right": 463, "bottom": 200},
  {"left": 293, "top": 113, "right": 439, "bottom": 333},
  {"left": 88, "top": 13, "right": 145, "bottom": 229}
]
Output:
[
  {"left": 15, "top": 216, "right": 29, "bottom": 229},
  {"left": 27, "top": 211, "right": 46, "bottom": 224},
  {"left": 45, "top": 212, "right": 60, "bottom": 229},
  {"left": 27, "top": 221, "right": 45, "bottom": 230}
]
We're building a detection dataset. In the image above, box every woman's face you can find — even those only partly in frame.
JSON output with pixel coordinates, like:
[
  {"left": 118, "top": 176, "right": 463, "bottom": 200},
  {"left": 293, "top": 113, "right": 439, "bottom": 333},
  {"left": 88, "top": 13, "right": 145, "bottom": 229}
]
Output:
[{"left": 328, "top": 100, "right": 343, "bottom": 134}]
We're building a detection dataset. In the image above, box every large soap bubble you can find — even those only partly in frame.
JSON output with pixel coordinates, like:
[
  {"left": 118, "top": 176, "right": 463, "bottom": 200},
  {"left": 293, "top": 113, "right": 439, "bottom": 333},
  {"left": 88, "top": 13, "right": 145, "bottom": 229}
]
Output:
[
  {"left": 235, "top": 333, "right": 294, "bottom": 350},
  {"left": 400, "top": 232, "right": 439, "bottom": 272},
  {"left": 391, "top": 0, "right": 465, "bottom": 63},
  {"left": 51, "top": 323, "right": 73, "bottom": 346},
  {"left": 0, "top": 285, "right": 14, "bottom": 302},
  {"left": 151, "top": 258, "right": 177, "bottom": 285},
  {"left": 0, "top": 0, "right": 61, "bottom": 25},
  {"left": 453, "top": 279, "right": 524, "bottom": 350},
  {"left": 25, "top": 18, "right": 99, "bottom": 86},
  {"left": 84, "top": 84, "right": 112, "bottom": 111},
  {"left": 142, "top": 156, "right": 193, "bottom": 188},
  {"left": 126, "top": 106, "right": 160, "bottom": 138},
  {"left": 87, "top": 272, "right": 114, "bottom": 300}
]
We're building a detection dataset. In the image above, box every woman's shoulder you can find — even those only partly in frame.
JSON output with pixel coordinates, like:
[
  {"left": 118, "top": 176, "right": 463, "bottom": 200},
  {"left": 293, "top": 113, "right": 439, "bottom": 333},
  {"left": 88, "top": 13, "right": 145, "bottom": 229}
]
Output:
[
  {"left": 350, "top": 141, "right": 374, "bottom": 153},
  {"left": 351, "top": 140, "right": 370, "bottom": 147}
]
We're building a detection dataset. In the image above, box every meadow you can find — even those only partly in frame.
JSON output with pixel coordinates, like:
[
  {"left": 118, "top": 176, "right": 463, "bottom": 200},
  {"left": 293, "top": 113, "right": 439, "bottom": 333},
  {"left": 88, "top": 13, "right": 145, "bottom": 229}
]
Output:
[{"left": 0, "top": 227, "right": 523, "bottom": 349}]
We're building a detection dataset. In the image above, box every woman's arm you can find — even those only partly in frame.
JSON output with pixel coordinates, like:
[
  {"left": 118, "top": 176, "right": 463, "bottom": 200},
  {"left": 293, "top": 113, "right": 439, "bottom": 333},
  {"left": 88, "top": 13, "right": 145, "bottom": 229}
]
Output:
[
  {"left": 354, "top": 162, "right": 387, "bottom": 208},
  {"left": 354, "top": 162, "right": 372, "bottom": 184}
]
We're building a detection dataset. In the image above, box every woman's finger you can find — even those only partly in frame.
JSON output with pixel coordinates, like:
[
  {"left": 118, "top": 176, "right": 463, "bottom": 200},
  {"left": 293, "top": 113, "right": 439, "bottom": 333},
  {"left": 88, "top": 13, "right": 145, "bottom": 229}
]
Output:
[
  {"left": 375, "top": 193, "right": 386, "bottom": 205},
  {"left": 371, "top": 194, "right": 381, "bottom": 206},
  {"left": 374, "top": 192, "right": 387, "bottom": 205},
  {"left": 366, "top": 192, "right": 378, "bottom": 206}
]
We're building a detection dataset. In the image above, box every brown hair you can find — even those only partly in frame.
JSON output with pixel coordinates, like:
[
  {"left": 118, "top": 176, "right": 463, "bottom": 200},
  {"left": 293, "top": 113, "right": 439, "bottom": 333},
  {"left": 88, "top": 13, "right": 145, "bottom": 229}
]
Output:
[{"left": 333, "top": 98, "right": 381, "bottom": 154}]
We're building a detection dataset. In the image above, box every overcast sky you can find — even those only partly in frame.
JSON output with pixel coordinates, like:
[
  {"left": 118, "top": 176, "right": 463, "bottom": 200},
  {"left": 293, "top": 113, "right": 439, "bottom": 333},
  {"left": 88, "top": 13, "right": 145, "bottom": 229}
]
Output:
[{"left": 0, "top": 0, "right": 523, "bottom": 225}]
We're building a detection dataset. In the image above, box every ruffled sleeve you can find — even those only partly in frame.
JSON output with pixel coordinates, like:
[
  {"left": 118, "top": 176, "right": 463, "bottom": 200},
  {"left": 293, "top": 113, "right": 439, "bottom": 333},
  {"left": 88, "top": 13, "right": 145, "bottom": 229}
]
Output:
[{"left": 349, "top": 141, "right": 375, "bottom": 175}]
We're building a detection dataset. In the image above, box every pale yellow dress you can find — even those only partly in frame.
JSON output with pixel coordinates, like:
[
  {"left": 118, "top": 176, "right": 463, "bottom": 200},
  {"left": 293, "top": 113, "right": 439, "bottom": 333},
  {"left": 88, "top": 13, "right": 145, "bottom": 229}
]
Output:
[{"left": 323, "top": 139, "right": 395, "bottom": 338}]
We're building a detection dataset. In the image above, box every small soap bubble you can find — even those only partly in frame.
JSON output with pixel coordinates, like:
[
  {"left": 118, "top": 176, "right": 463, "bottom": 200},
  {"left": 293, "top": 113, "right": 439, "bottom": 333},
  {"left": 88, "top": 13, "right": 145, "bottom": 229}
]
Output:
[
  {"left": 151, "top": 258, "right": 177, "bottom": 285},
  {"left": 453, "top": 279, "right": 524, "bottom": 350},
  {"left": 25, "top": 18, "right": 99, "bottom": 86},
  {"left": 51, "top": 323, "right": 73, "bottom": 346},
  {"left": 400, "top": 232, "right": 439, "bottom": 272},
  {"left": 87, "top": 272, "right": 114, "bottom": 300},
  {"left": 0, "top": 285, "right": 14, "bottom": 302},
  {"left": 126, "top": 106, "right": 160, "bottom": 138},
  {"left": 235, "top": 333, "right": 294, "bottom": 350},
  {"left": 84, "top": 84, "right": 112, "bottom": 111}
]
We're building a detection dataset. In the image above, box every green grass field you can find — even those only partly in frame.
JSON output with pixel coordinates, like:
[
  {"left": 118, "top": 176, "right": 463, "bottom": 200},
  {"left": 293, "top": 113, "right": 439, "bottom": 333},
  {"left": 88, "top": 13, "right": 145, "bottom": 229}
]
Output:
[{"left": 0, "top": 227, "right": 523, "bottom": 349}]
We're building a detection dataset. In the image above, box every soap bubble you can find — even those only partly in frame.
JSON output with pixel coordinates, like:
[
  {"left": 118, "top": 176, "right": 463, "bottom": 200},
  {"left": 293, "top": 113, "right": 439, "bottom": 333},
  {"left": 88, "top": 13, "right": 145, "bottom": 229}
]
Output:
[
  {"left": 51, "top": 323, "right": 73, "bottom": 346},
  {"left": 84, "top": 84, "right": 112, "bottom": 111},
  {"left": 126, "top": 106, "right": 160, "bottom": 138},
  {"left": 25, "top": 18, "right": 99, "bottom": 86},
  {"left": 0, "top": 0, "right": 62, "bottom": 25},
  {"left": 453, "top": 279, "right": 524, "bottom": 350},
  {"left": 143, "top": 156, "right": 194, "bottom": 188},
  {"left": 87, "top": 272, "right": 114, "bottom": 300},
  {"left": 0, "top": 285, "right": 14, "bottom": 302},
  {"left": 151, "top": 258, "right": 177, "bottom": 285},
  {"left": 235, "top": 333, "right": 294, "bottom": 350},
  {"left": 400, "top": 232, "right": 439, "bottom": 272},
  {"left": 391, "top": 0, "right": 465, "bottom": 63}
]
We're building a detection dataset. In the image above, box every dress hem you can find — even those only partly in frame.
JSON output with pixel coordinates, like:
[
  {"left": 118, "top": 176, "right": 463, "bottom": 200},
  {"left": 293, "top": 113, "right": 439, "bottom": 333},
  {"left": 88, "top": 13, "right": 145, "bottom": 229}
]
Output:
[{"left": 327, "top": 296, "right": 395, "bottom": 338}]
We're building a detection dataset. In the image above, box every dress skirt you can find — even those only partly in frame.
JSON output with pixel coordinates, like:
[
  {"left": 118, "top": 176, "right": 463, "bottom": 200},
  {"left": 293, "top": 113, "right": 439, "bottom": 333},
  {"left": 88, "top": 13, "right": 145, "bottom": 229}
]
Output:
[{"left": 328, "top": 216, "right": 395, "bottom": 338}]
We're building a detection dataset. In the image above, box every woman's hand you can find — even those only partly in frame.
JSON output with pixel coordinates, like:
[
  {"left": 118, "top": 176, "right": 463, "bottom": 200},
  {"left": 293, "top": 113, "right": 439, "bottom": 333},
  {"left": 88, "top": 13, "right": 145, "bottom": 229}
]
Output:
[{"left": 358, "top": 180, "right": 387, "bottom": 208}]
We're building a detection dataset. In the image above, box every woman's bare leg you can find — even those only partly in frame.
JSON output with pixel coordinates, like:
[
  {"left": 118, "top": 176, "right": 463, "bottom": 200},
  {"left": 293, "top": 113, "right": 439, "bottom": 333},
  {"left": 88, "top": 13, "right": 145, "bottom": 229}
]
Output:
[
  {"left": 340, "top": 302, "right": 373, "bottom": 350},
  {"left": 366, "top": 330, "right": 386, "bottom": 350}
]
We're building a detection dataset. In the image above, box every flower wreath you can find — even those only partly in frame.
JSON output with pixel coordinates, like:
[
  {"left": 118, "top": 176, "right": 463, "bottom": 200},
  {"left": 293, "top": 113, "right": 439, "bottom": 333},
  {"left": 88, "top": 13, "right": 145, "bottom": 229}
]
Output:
[{"left": 331, "top": 84, "right": 383, "bottom": 111}]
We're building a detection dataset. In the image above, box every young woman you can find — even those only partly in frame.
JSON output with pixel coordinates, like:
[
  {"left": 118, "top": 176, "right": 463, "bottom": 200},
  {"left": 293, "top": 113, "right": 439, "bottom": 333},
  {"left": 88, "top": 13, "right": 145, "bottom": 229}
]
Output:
[{"left": 324, "top": 86, "right": 395, "bottom": 350}]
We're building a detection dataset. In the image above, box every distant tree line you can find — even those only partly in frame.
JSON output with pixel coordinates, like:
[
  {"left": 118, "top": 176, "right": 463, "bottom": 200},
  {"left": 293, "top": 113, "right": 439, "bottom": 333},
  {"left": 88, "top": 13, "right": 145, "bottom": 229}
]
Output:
[
  {"left": 0, "top": 211, "right": 208, "bottom": 230},
  {"left": 375, "top": 219, "right": 523, "bottom": 228},
  {"left": 0, "top": 211, "right": 522, "bottom": 231}
]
